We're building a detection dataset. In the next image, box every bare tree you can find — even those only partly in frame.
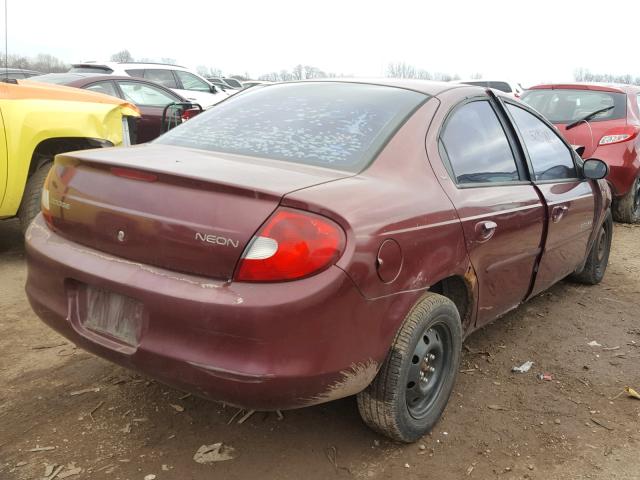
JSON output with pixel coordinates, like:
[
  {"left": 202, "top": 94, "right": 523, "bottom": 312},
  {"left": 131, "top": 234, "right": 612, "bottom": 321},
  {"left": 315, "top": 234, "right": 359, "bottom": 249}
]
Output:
[
  {"left": 574, "top": 67, "right": 640, "bottom": 85},
  {"left": 110, "top": 50, "right": 134, "bottom": 62},
  {"left": 387, "top": 62, "right": 459, "bottom": 81},
  {"left": 7, "top": 53, "right": 68, "bottom": 73}
]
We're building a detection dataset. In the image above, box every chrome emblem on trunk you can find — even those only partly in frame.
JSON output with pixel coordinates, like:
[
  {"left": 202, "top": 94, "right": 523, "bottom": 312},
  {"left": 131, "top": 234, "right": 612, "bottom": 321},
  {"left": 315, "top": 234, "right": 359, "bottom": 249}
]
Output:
[
  {"left": 195, "top": 232, "right": 239, "bottom": 248},
  {"left": 117, "top": 230, "right": 126, "bottom": 242}
]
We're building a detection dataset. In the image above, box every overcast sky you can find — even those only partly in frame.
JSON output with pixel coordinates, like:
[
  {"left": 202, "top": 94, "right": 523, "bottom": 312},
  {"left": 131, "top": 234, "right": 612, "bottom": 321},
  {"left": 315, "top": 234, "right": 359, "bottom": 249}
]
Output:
[{"left": 4, "top": 0, "right": 637, "bottom": 85}]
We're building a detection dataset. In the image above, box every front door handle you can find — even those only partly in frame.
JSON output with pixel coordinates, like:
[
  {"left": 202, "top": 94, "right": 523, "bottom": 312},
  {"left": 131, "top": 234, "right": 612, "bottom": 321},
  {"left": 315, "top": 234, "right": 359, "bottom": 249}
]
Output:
[
  {"left": 475, "top": 220, "right": 498, "bottom": 242},
  {"left": 552, "top": 205, "right": 569, "bottom": 223}
]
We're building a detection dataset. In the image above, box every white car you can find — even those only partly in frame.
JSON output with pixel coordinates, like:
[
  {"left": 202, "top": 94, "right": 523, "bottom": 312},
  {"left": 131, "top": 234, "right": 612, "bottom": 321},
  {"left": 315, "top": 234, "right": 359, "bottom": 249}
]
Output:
[
  {"left": 70, "top": 62, "right": 229, "bottom": 108},
  {"left": 453, "top": 79, "right": 524, "bottom": 97}
]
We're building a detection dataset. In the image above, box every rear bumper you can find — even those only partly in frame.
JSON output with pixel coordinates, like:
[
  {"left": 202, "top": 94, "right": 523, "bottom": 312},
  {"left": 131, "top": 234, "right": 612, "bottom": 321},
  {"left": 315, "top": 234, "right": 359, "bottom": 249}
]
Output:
[
  {"left": 594, "top": 142, "right": 640, "bottom": 197},
  {"left": 25, "top": 215, "right": 390, "bottom": 410}
]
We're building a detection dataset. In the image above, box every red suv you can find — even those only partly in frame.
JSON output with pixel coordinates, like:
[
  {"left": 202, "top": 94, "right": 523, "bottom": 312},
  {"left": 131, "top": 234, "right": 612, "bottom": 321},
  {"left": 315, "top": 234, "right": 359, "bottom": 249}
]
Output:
[
  {"left": 522, "top": 83, "right": 640, "bottom": 223},
  {"left": 25, "top": 81, "right": 611, "bottom": 442}
]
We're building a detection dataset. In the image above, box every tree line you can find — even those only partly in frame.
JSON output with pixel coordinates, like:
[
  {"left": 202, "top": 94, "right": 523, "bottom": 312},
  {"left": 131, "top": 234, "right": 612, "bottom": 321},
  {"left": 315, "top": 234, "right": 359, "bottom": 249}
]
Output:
[
  {"left": 7, "top": 51, "right": 467, "bottom": 83},
  {"left": 574, "top": 68, "right": 640, "bottom": 85}
]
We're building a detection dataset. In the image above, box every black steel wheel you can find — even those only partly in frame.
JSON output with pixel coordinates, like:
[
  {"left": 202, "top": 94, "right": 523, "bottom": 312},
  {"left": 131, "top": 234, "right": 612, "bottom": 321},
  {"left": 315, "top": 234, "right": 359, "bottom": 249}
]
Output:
[
  {"left": 570, "top": 210, "right": 613, "bottom": 285},
  {"left": 406, "top": 324, "right": 452, "bottom": 419},
  {"left": 357, "top": 292, "right": 462, "bottom": 443}
]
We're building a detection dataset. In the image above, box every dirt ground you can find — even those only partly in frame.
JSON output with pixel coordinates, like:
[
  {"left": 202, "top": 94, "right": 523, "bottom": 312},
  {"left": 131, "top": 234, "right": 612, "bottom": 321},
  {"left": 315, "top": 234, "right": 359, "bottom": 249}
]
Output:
[{"left": 1, "top": 218, "right": 639, "bottom": 480}]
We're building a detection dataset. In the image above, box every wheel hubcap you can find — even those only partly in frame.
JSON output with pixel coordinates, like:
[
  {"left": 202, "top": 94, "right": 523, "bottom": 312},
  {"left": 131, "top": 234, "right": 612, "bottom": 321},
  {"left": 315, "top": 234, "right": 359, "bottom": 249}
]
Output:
[{"left": 406, "top": 323, "right": 451, "bottom": 419}]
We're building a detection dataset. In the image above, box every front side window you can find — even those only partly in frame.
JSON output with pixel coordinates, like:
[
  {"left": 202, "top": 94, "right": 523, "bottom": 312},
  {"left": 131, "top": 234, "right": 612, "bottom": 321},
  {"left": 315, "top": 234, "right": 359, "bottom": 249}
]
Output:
[
  {"left": 156, "top": 82, "right": 428, "bottom": 172},
  {"left": 85, "top": 81, "right": 119, "bottom": 98},
  {"left": 118, "top": 81, "right": 180, "bottom": 106},
  {"left": 440, "top": 101, "right": 519, "bottom": 184},
  {"left": 143, "top": 69, "right": 178, "bottom": 88},
  {"left": 506, "top": 104, "right": 577, "bottom": 181},
  {"left": 175, "top": 71, "right": 210, "bottom": 92}
]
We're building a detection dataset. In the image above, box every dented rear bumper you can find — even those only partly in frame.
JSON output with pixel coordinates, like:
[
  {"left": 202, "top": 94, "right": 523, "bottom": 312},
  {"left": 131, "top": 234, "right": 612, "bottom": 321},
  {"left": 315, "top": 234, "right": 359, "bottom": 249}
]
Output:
[{"left": 25, "top": 215, "right": 388, "bottom": 410}]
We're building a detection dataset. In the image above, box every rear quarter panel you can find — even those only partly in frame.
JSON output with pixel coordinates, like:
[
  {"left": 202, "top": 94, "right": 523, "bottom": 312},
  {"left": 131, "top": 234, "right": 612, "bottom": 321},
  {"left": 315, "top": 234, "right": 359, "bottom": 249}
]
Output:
[
  {"left": 282, "top": 98, "right": 475, "bottom": 348},
  {"left": 0, "top": 82, "right": 139, "bottom": 217}
]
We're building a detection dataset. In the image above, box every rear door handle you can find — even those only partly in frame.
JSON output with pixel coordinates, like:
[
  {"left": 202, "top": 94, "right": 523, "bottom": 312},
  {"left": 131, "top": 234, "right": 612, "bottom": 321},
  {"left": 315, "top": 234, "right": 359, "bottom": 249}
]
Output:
[
  {"left": 552, "top": 205, "right": 569, "bottom": 223},
  {"left": 475, "top": 220, "right": 498, "bottom": 242}
]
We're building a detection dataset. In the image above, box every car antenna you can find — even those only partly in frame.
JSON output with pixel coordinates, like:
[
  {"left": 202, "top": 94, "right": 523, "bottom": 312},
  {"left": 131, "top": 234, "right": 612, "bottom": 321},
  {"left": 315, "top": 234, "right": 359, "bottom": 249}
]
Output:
[{"left": 2, "top": 0, "right": 14, "bottom": 84}]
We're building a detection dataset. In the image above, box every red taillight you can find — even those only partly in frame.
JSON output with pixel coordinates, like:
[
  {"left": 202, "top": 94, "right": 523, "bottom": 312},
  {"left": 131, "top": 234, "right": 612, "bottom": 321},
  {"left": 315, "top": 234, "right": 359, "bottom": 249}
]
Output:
[
  {"left": 235, "top": 208, "right": 346, "bottom": 282},
  {"left": 110, "top": 167, "right": 158, "bottom": 182},
  {"left": 181, "top": 108, "right": 201, "bottom": 121}
]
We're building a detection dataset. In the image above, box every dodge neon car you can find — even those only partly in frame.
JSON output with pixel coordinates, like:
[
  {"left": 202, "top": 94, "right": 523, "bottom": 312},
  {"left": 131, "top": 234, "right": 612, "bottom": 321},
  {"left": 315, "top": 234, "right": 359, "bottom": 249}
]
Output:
[{"left": 26, "top": 80, "right": 611, "bottom": 442}]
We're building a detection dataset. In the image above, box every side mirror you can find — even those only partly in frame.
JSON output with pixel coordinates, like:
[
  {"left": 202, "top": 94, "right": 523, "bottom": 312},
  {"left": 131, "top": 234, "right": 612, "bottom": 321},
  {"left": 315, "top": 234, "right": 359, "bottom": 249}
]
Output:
[
  {"left": 583, "top": 158, "right": 609, "bottom": 180},
  {"left": 210, "top": 85, "right": 218, "bottom": 94}
]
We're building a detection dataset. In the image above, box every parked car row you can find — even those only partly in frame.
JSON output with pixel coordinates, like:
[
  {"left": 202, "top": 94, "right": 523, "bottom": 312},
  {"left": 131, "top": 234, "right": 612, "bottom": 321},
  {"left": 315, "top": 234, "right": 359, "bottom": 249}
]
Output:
[
  {"left": 23, "top": 79, "right": 613, "bottom": 443},
  {"left": 29, "top": 73, "right": 201, "bottom": 143},
  {"left": 0, "top": 78, "right": 139, "bottom": 232}
]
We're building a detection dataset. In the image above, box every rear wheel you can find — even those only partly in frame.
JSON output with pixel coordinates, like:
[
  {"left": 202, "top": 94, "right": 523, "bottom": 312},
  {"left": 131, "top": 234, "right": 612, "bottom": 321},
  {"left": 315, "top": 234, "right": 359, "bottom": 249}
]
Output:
[
  {"left": 612, "top": 176, "right": 640, "bottom": 223},
  {"left": 18, "top": 162, "right": 52, "bottom": 235},
  {"left": 570, "top": 211, "right": 613, "bottom": 285},
  {"left": 357, "top": 293, "right": 461, "bottom": 443}
]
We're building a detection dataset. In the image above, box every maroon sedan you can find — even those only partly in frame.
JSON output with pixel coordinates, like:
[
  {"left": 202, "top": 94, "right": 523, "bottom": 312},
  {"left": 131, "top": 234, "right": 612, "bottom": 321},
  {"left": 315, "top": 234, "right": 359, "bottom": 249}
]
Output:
[
  {"left": 26, "top": 80, "right": 612, "bottom": 442},
  {"left": 28, "top": 73, "right": 200, "bottom": 143}
]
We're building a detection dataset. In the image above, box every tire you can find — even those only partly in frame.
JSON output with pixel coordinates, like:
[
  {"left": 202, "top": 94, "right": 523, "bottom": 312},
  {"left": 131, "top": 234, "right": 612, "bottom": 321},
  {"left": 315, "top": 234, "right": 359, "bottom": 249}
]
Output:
[
  {"left": 612, "top": 176, "right": 640, "bottom": 223},
  {"left": 570, "top": 211, "right": 613, "bottom": 285},
  {"left": 18, "top": 162, "right": 52, "bottom": 235},
  {"left": 357, "top": 292, "right": 462, "bottom": 443}
]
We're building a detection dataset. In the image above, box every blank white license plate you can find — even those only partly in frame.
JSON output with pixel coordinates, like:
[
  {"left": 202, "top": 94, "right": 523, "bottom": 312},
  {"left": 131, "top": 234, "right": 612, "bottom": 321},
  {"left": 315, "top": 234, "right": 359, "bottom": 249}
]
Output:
[{"left": 83, "top": 286, "right": 143, "bottom": 346}]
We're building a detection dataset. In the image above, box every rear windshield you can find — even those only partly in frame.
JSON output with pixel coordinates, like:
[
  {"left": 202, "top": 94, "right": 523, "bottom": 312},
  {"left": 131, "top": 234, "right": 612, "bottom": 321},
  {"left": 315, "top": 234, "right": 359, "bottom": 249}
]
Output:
[
  {"left": 28, "top": 73, "right": 84, "bottom": 84},
  {"left": 156, "top": 82, "right": 428, "bottom": 172},
  {"left": 521, "top": 89, "right": 626, "bottom": 124}
]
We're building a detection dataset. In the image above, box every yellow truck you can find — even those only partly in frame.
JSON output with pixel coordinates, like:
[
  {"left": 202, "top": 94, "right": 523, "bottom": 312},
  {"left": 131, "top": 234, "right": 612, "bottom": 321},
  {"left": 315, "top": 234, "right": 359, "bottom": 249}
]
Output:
[{"left": 0, "top": 79, "right": 139, "bottom": 232}]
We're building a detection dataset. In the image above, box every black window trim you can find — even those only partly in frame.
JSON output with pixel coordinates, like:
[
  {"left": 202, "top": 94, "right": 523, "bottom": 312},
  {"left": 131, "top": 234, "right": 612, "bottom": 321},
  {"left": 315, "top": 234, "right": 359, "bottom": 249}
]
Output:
[
  {"left": 437, "top": 94, "right": 531, "bottom": 189},
  {"left": 498, "top": 95, "right": 583, "bottom": 185}
]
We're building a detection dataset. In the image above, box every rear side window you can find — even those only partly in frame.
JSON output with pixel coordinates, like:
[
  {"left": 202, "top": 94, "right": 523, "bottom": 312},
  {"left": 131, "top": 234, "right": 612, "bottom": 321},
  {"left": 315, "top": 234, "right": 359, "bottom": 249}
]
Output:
[
  {"left": 156, "top": 82, "right": 428, "bottom": 172},
  {"left": 85, "top": 81, "right": 119, "bottom": 98},
  {"left": 521, "top": 89, "right": 626, "bottom": 123},
  {"left": 125, "top": 69, "right": 145, "bottom": 78},
  {"left": 143, "top": 69, "right": 178, "bottom": 89},
  {"left": 506, "top": 104, "right": 577, "bottom": 181},
  {"left": 174, "top": 71, "right": 210, "bottom": 92},
  {"left": 118, "top": 81, "right": 180, "bottom": 106},
  {"left": 440, "top": 101, "right": 519, "bottom": 184}
]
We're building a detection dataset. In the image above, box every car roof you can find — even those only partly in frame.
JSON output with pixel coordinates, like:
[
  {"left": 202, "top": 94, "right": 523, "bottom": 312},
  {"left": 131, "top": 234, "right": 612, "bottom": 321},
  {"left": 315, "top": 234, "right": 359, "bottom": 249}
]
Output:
[
  {"left": 28, "top": 73, "right": 188, "bottom": 101},
  {"left": 527, "top": 82, "right": 640, "bottom": 94},
  {"left": 72, "top": 61, "right": 189, "bottom": 71},
  {"left": 290, "top": 78, "right": 468, "bottom": 96},
  {"left": 1, "top": 68, "right": 42, "bottom": 74}
]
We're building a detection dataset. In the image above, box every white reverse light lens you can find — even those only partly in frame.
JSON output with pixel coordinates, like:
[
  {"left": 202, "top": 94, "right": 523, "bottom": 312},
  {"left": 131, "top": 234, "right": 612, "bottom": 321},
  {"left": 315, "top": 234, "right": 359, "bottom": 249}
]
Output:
[
  {"left": 599, "top": 134, "right": 630, "bottom": 145},
  {"left": 243, "top": 236, "right": 278, "bottom": 260},
  {"left": 41, "top": 187, "right": 50, "bottom": 211}
]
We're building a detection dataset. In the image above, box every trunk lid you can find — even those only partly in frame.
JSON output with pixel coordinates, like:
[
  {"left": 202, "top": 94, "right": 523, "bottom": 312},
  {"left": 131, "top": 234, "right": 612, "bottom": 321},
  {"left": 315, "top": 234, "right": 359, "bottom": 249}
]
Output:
[
  {"left": 45, "top": 144, "right": 349, "bottom": 279},
  {"left": 554, "top": 119, "right": 622, "bottom": 159}
]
